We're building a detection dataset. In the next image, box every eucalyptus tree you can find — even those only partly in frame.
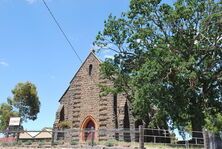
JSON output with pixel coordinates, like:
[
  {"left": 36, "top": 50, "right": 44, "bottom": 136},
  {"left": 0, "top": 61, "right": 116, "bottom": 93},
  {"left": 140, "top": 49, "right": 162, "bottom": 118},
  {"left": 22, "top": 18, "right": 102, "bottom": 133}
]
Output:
[{"left": 94, "top": 0, "right": 222, "bottom": 137}]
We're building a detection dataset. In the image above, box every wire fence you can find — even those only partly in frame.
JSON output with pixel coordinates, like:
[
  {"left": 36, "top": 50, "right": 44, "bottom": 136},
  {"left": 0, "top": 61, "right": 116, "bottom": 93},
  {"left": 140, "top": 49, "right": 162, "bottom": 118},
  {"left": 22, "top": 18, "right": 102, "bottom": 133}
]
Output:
[{"left": 0, "top": 127, "right": 221, "bottom": 148}]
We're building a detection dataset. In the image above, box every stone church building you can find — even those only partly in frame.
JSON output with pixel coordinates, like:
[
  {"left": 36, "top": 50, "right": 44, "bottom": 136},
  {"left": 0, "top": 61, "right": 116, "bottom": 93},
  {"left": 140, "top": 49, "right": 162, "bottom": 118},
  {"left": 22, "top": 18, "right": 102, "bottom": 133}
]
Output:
[{"left": 54, "top": 52, "right": 134, "bottom": 142}]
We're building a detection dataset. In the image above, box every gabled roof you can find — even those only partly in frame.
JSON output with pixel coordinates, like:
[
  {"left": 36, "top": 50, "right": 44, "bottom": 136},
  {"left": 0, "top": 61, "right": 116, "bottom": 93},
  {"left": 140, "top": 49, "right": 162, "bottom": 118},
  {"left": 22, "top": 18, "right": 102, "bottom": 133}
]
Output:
[
  {"left": 59, "top": 52, "right": 101, "bottom": 102},
  {"left": 19, "top": 131, "right": 38, "bottom": 139},
  {"left": 19, "top": 128, "right": 52, "bottom": 139},
  {"left": 19, "top": 132, "right": 33, "bottom": 139},
  {"left": 35, "top": 131, "right": 52, "bottom": 139}
]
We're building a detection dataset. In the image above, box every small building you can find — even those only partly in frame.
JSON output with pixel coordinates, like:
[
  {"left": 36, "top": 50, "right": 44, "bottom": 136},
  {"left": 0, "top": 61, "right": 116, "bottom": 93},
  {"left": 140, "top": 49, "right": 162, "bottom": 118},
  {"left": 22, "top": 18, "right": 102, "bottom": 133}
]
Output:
[{"left": 19, "top": 128, "right": 52, "bottom": 142}]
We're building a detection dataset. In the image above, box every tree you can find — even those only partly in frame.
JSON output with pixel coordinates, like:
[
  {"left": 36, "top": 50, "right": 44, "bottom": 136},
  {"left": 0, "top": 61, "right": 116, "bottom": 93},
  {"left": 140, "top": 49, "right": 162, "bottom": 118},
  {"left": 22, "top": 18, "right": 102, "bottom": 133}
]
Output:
[
  {"left": 94, "top": 0, "right": 222, "bottom": 137},
  {"left": 205, "top": 113, "right": 222, "bottom": 134},
  {"left": 9, "top": 82, "right": 41, "bottom": 122},
  {"left": 0, "top": 103, "right": 19, "bottom": 131}
]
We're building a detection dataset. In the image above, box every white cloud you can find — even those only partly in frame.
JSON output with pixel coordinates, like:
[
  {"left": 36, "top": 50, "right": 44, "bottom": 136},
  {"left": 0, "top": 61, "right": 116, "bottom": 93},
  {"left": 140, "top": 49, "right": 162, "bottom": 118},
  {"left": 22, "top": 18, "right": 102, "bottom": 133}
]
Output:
[{"left": 0, "top": 60, "right": 9, "bottom": 67}]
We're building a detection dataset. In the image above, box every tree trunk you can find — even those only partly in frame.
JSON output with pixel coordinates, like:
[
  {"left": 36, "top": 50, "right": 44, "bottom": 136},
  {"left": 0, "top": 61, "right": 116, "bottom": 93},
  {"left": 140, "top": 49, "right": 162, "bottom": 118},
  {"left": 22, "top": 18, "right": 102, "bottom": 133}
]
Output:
[
  {"left": 191, "top": 107, "right": 204, "bottom": 144},
  {"left": 191, "top": 116, "right": 202, "bottom": 136}
]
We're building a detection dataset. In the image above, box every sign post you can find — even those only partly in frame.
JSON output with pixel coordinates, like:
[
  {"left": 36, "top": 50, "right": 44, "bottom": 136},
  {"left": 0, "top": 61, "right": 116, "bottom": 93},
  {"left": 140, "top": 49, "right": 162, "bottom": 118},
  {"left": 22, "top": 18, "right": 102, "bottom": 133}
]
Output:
[
  {"left": 8, "top": 117, "right": 21, "bottom": 140},
  {"left": 9, "top": 117, "right": 21, "bottom": 126}
]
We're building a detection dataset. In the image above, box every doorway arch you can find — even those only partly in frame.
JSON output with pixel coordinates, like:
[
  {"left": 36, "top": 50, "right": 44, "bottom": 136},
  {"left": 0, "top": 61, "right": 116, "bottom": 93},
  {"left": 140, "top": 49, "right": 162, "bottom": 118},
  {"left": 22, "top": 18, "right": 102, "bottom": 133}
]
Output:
[{"left": 80, "top": 115, "right": 98, "bottom": 142}]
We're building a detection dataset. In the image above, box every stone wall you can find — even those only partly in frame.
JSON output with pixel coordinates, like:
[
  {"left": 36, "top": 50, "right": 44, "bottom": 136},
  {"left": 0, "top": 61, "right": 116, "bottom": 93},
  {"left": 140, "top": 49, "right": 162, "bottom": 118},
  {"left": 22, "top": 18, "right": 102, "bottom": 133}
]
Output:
[{"left": 54, "top": 52, "right": 134, "bottom": 141}]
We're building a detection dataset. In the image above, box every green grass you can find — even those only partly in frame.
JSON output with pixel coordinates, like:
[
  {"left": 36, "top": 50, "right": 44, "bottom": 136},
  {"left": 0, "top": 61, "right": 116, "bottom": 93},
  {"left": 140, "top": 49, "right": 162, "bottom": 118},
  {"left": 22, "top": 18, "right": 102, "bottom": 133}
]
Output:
[
  {"left": 104, "top": 139, "right": 118, "bottom": 147},
  {"left": 98, "top": 140, "right": 203, "bottom": 149},
  {"left": 139, "top": 143, "right": 203, "bottom": 149},
  {"left": 0, "top": 140, "right": 204, "bottom": 149}
]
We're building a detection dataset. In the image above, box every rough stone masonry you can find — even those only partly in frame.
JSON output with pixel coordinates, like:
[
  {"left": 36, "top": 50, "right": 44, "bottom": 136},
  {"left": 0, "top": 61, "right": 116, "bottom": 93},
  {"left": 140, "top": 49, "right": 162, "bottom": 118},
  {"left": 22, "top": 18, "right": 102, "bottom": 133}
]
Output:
[{"left": 54, "top": 52, "right": 135, "bottom": 142}]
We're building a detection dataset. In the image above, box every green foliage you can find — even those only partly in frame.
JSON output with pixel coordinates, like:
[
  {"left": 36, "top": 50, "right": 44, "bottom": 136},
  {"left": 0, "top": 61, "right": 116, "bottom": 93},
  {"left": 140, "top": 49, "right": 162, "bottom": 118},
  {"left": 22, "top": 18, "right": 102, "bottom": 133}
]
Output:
[
  {"left": 87, "top": 140, "right": 96, "bottom": 146},
  {"left": 94, "top": 0, "right": 222, "bottom": 134},
  {"left": 17, "top": 140, "right": 22, "bottom": 146},
  {"left": 10, "top": 81, "right": 40, "bottom": 121},
  {"left": 0, "top": 82, "right": 39, "bottom": 131},
  {"left": 38, "top": 140, "right": 45, "bottom": 146},
  {"left": 24, "top": 140, "right": 32, "bottom": 145},
  {"left": 104, "top": 139, "right": 117, "bottom": 147},
  {"left": 11, "top": 142, "right": 17, "bottom": 146},
  {"left": 1, "top": 142, "right": 9, "bottom": 147},
  {"left": 57, "top": 120, "right": 71, "bottom": 129},
  {"left": 0, "top": 142, "right": 18, "bottom": 147},
  {"left": 205, "top": 113, "right": 222, "bottom": 133},
  {"left": 53, "top": 140, "right": 64, "bottom": 145},
  {"left": 52, "top": 141, "right": 59, "bottom": 145},
  {"left": 0, "top": 103, "right": 19, "bottom": 131},
  {"left": 71, "top": 139, "right": 78, "bottom": 145}
]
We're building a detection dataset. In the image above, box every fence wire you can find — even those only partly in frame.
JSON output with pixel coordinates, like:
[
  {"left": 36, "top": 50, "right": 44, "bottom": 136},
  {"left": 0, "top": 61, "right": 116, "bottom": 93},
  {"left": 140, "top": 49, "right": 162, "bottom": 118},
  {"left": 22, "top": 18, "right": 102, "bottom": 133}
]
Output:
[{"left": 0, "top": 128, "right": 219, "bottom": 148}]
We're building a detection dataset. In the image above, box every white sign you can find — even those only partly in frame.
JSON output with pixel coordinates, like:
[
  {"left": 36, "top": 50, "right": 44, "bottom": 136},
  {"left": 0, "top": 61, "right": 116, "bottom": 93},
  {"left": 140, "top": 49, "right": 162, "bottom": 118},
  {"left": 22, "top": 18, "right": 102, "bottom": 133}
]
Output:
[{"left": 9, "top": 117, "right": 21, "bottom": 126}]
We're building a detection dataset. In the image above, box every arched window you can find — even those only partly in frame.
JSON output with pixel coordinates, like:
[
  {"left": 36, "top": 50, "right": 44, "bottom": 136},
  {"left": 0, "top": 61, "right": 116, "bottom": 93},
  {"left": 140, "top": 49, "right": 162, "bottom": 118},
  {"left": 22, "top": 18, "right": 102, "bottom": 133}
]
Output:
[{"left": 89, "top": 64, "right": 93, "bottom": 76}]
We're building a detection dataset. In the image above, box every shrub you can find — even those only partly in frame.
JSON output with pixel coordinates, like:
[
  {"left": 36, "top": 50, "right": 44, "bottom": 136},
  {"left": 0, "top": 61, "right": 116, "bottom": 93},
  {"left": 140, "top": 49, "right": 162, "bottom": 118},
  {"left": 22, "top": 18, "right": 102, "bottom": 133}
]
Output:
[
  {"left": 17, "top": 141, "right": 22, "bottom": 146},
  {"left": 39, "top": 140, "right": 45, "bottom": 146},
  {"left": 24, "top": 140, "right": 32, "bottom": 145},
  {"left": 71, "top": 140, "right": 78, "bottom": 145},
  {"left": 1, "top": 142, "right": 9, "bottom": 147},
  {"left": 87, "top": 140, "right": 97, "bottom": 146},
  {"left": 52, "top": 141, "right": 59, "bottom": 145},
  {"left": 57, "top": 120, "right": 71, "bottom": 129},
  {"left": 11, "top": 142, "right": 18, "bottom": 146},
  {"left": 104, "top": 139, "right": 117, "bottom": 147},
  {"left": 53, "top": 140, "right": 64, "bottom": 145}
]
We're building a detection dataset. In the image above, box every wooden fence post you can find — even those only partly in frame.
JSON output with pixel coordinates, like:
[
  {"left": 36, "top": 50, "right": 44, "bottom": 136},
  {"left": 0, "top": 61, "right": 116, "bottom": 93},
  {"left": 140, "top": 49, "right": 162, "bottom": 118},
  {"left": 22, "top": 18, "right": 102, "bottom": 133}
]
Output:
[
  {"left": 203, "top": 129, "right": 210, "bottom": 149},
  {"left": 91, "top": 127, "right": 95, "bottom": 147},
  {"left": 139, "top": 125, "right": 144, "bottom": 149},
  {"left": 53, "top": 128, "right": 58, "bottom": 144}
]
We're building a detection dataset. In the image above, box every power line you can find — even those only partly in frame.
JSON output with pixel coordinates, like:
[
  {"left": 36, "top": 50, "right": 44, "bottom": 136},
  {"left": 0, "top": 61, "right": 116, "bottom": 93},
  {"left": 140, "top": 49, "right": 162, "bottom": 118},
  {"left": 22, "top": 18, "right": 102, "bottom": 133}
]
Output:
[
  {"left": 41, "top": 0, "right": 100, "bottom": 86},
  {"left": 41, "top": 0, "right": 83, "bottom": 63}
]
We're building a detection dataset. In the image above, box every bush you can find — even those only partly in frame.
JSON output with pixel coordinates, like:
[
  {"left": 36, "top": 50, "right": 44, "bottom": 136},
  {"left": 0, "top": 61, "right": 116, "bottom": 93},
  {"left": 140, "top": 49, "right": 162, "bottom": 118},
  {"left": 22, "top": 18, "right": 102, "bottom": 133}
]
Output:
[
  {"left": 57, "top": 120, "right": 71, "bottom": 129},
  {"left": 11, "top": 142, "right": 18, "bottom": 146},
  {"left": 1, "top": 142, "right": 9, "bottom": 147},
  {"left": 53, "top": 140, "right": 63, "bottom": 145},
  {"left": 39, "top": 140, "right": 45, "bottom": 146},
  {"left": 17, "top": 141, "right": 22, "bottom": 146},
  {"left": 1, "top": 142, "right": 18, "bottom": 147},
  {"left": 87, "top": 140, "right": 97, "bottom": 146},
  {"left": 71, "top": 140, "right": 78, "bottom": 145},
  {"left": 104, "top": 139, "right": 117, "bottom": 147},
  {"left": 24, "top": 140, "right": 32, "bottom": 145},
  {"left": 52, "top": 141, "right": 59, "bottom": 145}
]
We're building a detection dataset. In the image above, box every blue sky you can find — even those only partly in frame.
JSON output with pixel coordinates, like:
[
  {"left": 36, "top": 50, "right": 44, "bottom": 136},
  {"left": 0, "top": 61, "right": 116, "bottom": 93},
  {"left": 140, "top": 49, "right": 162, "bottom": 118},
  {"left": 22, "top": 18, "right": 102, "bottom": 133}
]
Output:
[
  {"left": 0, "top": 0, "right": 129, "bottom": 130},
  {"left": 0, "top": 0, "right": 177, "bottom": 131}
]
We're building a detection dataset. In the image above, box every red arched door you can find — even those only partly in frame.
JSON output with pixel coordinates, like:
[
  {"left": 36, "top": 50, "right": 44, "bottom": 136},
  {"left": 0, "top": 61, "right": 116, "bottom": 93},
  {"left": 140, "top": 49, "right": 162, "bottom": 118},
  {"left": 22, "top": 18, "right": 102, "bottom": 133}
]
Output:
[
  {"left": 84, "top": 120, "right": 95, "bottom": 141},
  {"left": 80, "top": 116, "right": 98, "bottom": 142}
]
